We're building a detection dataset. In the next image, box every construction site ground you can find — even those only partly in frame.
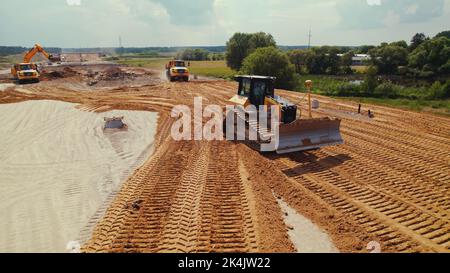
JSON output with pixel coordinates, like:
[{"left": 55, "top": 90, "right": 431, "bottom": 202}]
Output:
[{"left": 0, "top": 62, "right": 449, "bottom": 253}]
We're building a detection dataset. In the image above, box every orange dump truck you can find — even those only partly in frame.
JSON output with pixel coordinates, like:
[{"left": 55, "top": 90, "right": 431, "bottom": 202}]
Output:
[{"left": 165, "top": 60, "right": 190, "bottom": 82}]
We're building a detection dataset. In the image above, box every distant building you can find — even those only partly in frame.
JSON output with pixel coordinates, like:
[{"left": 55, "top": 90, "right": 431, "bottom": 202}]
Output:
[
  {"left": 337, "top": 53, "right": 371, "bottom": 66},
  {"left": 352, "top": 54, "right": 371, "bottom": 66}
]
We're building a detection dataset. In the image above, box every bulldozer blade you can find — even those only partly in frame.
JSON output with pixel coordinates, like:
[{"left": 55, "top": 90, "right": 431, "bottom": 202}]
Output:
[{"left": 274, "top": 118, "right": 343, "bottom": 154}]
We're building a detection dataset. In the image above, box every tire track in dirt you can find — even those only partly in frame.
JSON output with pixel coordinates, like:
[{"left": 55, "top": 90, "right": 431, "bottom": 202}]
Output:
[
  {"left": 272, "top": 154, "right": 429, "bottom": 252},
  {"left": 325, "top": 144, "right": 449, "bottom": 215},
  {"left": 311, "top": 149, "right": 450, "bottom": 249},
  {"left": 197, "top": 141, "right": 258, "bottom": 253},
  {"left": 83, "top": 142, "right": 261, "bottom": 252},
  {"left": 339, "top": 127, "right": 450, "bottom": 187}
]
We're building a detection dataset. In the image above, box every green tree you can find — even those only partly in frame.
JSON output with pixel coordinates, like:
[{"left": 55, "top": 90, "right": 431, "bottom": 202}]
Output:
[
  {"left": 177, "top": 48, "right": 209, "bottom": 61},
  {"left": 225, "top": 32, "right": 276, "bottom": 70},
  {"left": 288, "top": 49, "right": 309, "bottom": 73},
  {"left": 298, "top": 46, "right": 340, "bottom": 74},
  {"left": 410, "top": 33, "right": 428, "bottom": 51},
  {"left": 341, "top": 51, "right": 355, "bottom": 74},
  {"left": 240, "top": 47, "right": 297, "bottom": 90},
  {"left": 323, "top": 47, "right": 341, "bottom": 75},
  {"left": 369, "top": 45, "right": 408, "bottom": 74},
  {"left": 362, "top": 66, "right": 379, "bottom": 95},
  {"left": 408, "top": 36, "right": 450, "bottom": 77},
  {"left": 358, "top": 45, "right": 376, "bottom": 54},
  {"left": 390, "top": 40, "right": 408, "bottom": 49},
  {"left": 435, "top": 30, "right": 450, "bottom": 39}
]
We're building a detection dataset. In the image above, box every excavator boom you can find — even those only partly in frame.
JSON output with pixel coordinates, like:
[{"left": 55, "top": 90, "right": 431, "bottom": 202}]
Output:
[
  {"left": 23, "top": 44, "right": 60, "bottom": 63},
  {"left": 23, "top": 44, "right": 49, "bottom": 63}
]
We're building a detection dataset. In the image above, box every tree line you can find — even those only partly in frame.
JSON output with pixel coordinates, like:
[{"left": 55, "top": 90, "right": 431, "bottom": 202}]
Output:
[
  {"left": 0, "top": 46, "right": 62, "bottom": 56},
  {"left": 223, "top": 31, "right": 450, "bottom": 99},
  {"left": 176, "top": 48, "right": 225, "bottom": 61}
]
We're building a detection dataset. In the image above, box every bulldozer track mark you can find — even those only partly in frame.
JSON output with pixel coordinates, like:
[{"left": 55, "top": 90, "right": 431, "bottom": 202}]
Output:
[
  {"left": 325, "top": 144, "right": 449, "bottom": 217},
  {"left": 340, "top": 119, "right": 450, "bottom": 158},
  {"left": 339, "top": 129, "right": 450, "bottom": 188},
  {"left": 157, "top": 143, "right": 211, "bottom": 252},
  {"left": 83, "top": 112, "right": 259, "bottom": 252},
  {"left": 198, "top": 142, "right": 258, "bottom": 252},
  {"left": 274, "top": 151, "right": 449, "bottom": 252}
]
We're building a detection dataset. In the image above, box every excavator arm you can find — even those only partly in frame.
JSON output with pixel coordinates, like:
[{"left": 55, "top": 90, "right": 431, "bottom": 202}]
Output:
[{"left": 23, "top": 44, "right": 58, "bottom": 63}]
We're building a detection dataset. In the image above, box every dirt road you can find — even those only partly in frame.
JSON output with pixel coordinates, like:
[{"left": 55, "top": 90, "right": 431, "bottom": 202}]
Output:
[{"left": 0, "top": 65, "right": 449, "bottom": 253}]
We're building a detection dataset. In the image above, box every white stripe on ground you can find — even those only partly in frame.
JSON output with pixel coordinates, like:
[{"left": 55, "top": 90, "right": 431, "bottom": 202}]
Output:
[{"left": 277, "top": 198, "right": 339, "bottom": 253}]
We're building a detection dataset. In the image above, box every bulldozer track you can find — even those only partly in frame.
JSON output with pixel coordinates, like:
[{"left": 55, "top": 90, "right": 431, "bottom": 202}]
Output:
[{"left": 197, "top": 142, "right": 258, "bottom": 253}]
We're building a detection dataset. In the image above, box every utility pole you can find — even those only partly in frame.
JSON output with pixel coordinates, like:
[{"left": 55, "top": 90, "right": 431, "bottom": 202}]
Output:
[
  {"left": 118, "top": 35, "right": 123, "bottom": 56},
  {"left": 307, "top": 28, "right": 312, "bottom": 49}
]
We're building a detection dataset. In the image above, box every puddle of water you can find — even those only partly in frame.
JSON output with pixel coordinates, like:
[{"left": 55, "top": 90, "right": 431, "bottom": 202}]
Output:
[{"left": 277, "top": 198, "right": 339, "bottom": 253}]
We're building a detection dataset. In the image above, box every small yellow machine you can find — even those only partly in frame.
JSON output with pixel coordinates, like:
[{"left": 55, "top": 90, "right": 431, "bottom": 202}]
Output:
[
  {"left": 11, "top": 44, "right": 61, "bottom": 83},
  {"left": 226, "top": 75, "right": 343, "bottom": 154},
  {"left": 165, "top": 60, "right": 190, "bottom": 82}
]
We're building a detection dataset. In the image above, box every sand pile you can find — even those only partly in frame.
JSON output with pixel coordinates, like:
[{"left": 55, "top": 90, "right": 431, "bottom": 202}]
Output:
[
  {"left": 0, "top": 100, "right": 158, "bottom": 252},
  {"left": 86, "top": 67, "right": 137, "bottom": 86}
]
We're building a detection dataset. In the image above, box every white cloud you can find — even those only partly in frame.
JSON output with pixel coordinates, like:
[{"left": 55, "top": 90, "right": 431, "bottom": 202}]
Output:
[
  {"left": 367, "top": 0, "right": 381, "bottom": 6},
  {"left": 0, "top": 0, "right": 448, "bottom": 47}
]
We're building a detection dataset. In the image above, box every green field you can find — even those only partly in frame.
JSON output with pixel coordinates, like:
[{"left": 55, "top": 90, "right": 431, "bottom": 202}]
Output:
[
  {"left": 114, "top": 56, "right": 236, "bottom": 79},
  {"left": 188, "top": 60, "right": 236, "bottom": 79}
]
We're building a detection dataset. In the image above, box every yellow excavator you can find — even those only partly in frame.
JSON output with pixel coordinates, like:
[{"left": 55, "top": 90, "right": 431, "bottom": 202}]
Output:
[
  {"left": 226, "top": 75, "right": 343, "bottom": 154},
  {"left": 11, "top": 44, "right": 61, "bottom": 83}
]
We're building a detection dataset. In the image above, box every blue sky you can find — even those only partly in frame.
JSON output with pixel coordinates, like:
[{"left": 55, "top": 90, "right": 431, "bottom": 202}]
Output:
[{"left": 0, "top": 0, "right": 449, "bottom": 47}]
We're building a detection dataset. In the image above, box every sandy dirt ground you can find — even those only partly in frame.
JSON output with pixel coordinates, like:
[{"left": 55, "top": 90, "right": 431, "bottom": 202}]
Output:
[
  {"left": 62, "top": 53, "right": 102, "bottom": 63},
  {"left": 0, "top": 100, "right": 157, "bottom": 252},
  {"left": 0, "top": 64, "right": 449, "bottom": 253}
]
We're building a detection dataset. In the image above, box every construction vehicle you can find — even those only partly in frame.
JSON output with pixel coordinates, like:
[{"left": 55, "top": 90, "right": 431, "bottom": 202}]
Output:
[
  {"left": 165, "top": 60, "right": 189, "bottom": 82},
  {"left": 11, "top": 44, "right": 61, "bottom": 83},
  {"left": 225, "top": 76, "right": 343, "bottom": 154},
  {"left": 104, "top": 117, "right": 128, "bottom": 130}
]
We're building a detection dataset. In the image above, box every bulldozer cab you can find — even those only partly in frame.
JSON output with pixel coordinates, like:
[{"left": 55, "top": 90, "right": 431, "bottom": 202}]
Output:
[{"left": 235, "top": 76, "right": 275, "bottom": 107}]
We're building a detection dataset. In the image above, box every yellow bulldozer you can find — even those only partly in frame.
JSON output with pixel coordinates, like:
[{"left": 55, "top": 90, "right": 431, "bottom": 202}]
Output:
[
  {"left": 11, "top": 43, "right": 61, "bottom": 83},
  {"left": 225, "top": 75, "right": 343, "bottom": 154}
]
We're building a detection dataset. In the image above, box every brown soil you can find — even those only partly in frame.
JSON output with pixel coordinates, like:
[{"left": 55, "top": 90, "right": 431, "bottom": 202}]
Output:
[
  {"left": 40, "top": 67, "right": 80, "bottom": 81},
  {"left": 1, "top": 64, "right": 449, "bottom": 253},
  {"left": 61, "top": 53, "right": 102, "bottom": 62}
]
